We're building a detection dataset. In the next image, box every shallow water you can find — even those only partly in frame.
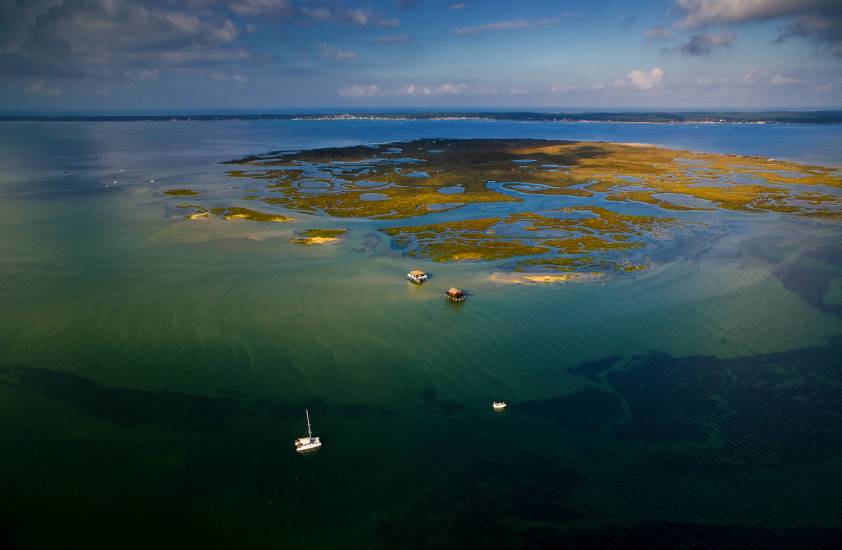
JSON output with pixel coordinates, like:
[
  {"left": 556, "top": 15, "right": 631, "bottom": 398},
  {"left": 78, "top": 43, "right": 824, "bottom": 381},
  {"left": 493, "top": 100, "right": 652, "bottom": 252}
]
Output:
[{"left": 1, "top": 120, "right": 841, "bottom": 548}]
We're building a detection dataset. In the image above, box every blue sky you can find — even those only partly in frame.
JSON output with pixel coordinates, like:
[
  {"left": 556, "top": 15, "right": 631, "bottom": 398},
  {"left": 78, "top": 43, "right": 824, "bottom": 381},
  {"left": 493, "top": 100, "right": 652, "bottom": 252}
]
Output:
[{"left": 1, "top": 0, "right": 840, "bottom": 112}]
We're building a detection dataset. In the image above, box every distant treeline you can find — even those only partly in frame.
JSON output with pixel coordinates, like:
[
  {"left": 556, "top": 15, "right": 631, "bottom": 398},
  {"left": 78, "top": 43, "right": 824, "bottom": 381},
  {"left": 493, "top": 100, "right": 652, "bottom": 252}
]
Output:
[{"left": 2, "top": 111, "right": 841, "bottom": 124}]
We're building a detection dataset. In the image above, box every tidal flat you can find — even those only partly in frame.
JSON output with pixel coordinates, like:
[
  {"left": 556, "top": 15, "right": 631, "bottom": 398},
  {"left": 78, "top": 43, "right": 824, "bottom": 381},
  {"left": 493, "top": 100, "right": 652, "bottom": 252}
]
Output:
[
  {"left": 210, "top": 139, "right": 842, "bottom": 277},
  {"left": 288, "top": 228, "right": 347, "bottom": 245}
]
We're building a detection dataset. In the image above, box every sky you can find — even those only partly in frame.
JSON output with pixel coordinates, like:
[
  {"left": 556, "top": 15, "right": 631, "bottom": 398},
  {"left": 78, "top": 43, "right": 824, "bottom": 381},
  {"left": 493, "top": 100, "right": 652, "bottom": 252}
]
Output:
[{"left": 1, "top": 0, "right": 841, "bottom": 112}]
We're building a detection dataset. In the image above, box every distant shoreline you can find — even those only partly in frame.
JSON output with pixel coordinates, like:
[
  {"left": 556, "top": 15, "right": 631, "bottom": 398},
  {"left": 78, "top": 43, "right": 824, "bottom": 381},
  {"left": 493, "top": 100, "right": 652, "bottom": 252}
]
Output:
[{"left": 2, "top": 111, "right": 841, "bottom": 124}]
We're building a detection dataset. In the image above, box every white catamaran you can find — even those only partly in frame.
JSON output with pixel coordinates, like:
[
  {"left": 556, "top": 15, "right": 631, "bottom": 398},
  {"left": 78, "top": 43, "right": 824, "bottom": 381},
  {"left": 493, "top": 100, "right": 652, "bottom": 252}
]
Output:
[{"left": 294, "top": 409, "right": 322, "bottom": 452}]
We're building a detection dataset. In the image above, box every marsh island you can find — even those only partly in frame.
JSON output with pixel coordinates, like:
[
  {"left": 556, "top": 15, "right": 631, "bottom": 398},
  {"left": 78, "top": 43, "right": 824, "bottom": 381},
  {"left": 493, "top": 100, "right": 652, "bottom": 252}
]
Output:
[{"left": 184, "top": 139, "right": 842, "bottom": 278}]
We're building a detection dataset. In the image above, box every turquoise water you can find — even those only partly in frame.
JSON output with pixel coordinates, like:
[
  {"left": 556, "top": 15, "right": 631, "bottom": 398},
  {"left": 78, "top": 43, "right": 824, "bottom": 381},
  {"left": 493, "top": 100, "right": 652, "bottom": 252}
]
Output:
[{"left": 1, "top": 120, "right": 842, "bottom": 548}]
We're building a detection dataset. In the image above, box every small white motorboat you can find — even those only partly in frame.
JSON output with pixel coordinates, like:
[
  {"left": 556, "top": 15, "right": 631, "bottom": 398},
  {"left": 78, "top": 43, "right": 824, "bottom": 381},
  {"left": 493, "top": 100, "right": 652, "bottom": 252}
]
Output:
[
  {"left": 492, "top": 401, "right": 507, "bottom": 411},
  {"left": 294, "top": 409, "right": 322, "bottom": 452},
  {"left": 407, "top": 269, "right": 428, "bottom": 284}
]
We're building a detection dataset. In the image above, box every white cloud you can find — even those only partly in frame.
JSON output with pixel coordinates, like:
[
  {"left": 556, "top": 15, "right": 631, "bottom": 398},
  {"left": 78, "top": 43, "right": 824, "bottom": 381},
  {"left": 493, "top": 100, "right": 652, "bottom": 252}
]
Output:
[
  {"left": 450, "top": 3, "right": 466, "bottom": 9},
  {"left": 671, "top": 30, "right": 736, "bottom": 55},
  {"left": 26, "top": 80, "right": 62, "bottom": 96},
  {"left": 455, "top": 16, "right": 562, "bottom": 35},
  {"left": 740, "top": 69, "right": 762, "bottom": 84},
  {"left": 340, "top": 9, "right": 399, "bottom": 28},
  {"left": 319, "top": 43, "right": 357, "bottom": 61},
  {"left": 128, "top": 68, "right": 159, "bottom": 80},
  {"left": 231, "top": 3, "right": 397, "bottom": 27},
  {"left": 675, "top": 0, "right": 830, "bottom": 27},
  {"left": 770, "top": 73, "right": 803, "bottom": 85},
  {"left": 644, "top": 25, "right": 671, "bottom": 40},
  {"left": 346, "top": 9, "right": 370, "bottom": 26},
  {"left": 375, "top": 18, "right": 401, "bottom": 28},
  {"left": 212, "top": 19, "right": 239, "bottom": 42},
  {"left": 674, "top": 0, "right": 842, "bottom": 56},
  {"left": 615, "top": 67, "right": 664, "bottom": 90},
  {"left": 691, "top": 69, "right": 811, "bottom": 89},
  {"left": 436, "top": 83, "right": 468, "bottom": 94},
  {"left": 694, "top": 75, "right": 730, "bottom": 87},
  {"left": 377, "top": 34, "right": 410, "bottom": 45},
  {"left": 0, "top": 0, "right": 251, "bottom": 78},
  {"left": 339, "top": 82, "right": 472, "bottom": 97},
  {"left": 300, "top": 6, "right": 332, "bottom": 20},
  {"left": 229, "top": 0, "right": 290, "bottom": 17},
  {"left": 210, "top": 72, "right": 247, "bottom": 83},
  {"left": 403, "top": 83, "right": 468, "bottom": 95},
  {"left": 338, "top": 84, "right": 381, "bottom": 97}
]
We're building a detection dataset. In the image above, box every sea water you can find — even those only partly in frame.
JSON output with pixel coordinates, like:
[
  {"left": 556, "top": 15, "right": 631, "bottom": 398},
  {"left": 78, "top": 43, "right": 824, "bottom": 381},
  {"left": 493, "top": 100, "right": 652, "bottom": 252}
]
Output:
[{"left": 1, "top": 120, "right": 841, "bottom": 548}]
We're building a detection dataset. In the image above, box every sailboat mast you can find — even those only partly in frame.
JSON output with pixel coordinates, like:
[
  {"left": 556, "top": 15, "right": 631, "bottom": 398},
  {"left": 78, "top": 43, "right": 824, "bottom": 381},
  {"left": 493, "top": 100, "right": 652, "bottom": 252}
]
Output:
[{"left": 306, "top": 409, "right": 312, "bottom": 438}]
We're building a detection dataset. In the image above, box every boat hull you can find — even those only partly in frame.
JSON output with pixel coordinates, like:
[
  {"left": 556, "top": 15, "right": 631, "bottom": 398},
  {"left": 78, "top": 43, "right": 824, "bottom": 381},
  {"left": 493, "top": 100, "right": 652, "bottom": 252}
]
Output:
[{"left": 295, "top": 437, "right": 322, "bottom": 452}]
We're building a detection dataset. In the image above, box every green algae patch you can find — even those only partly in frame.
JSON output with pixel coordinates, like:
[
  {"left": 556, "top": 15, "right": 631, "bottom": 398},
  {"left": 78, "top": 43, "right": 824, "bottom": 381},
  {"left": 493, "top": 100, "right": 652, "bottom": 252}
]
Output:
[
  {"left": 289, "top": 228, "right": 347, "bottom": 245},
  {"left": 301, "top": 229, "right": 347, "bottom": 238},
  {"left": 423, "top": 240, "right": 549, "bottom": 262},
  {"left": 163, "top": 188, "right": 199, "bottom": 196},
  {"left": 382, "top": 207, "right": 678, "bottom": 269},
  {"left": 510, "top": 207, "right": 675, "bottom": 236},
  {"left": 510, "top": 141, "right": 842, "bottom": 215},
  {"left": 545, "top": 235, "right": 644, "bottom": 254},
  {"left": 210, "top": 207, "right": 293, "bottom": 223},
  {"left": 221, "top": 138, "right": 842, "bottom": 221},
  {"left": 382, "top": 218, "right": 547, "bottom": 261},
  {"left": 262, "top": 185, "right": 509, "bottom": 220}
]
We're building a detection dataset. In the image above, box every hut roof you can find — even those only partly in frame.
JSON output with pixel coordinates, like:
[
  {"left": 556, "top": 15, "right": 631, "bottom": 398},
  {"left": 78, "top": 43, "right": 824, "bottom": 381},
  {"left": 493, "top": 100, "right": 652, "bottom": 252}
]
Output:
[
  {"left": 409, "top": 270, "right": 426, "bottom": 276},
  {"left": 446, "top": 287, "right": 463, "bottom": 296}
]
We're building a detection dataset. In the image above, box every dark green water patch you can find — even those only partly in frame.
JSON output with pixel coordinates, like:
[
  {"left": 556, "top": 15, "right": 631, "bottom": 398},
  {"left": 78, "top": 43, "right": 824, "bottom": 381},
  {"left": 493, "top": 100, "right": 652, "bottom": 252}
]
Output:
[
  {"left": 0, "top": 364, "right": 242, "bottom": 432},
  {"left": 377, "top": 455, "right": 588, "bottom": 549},
  {"left": 772, "top": 245, "right": 842, "bottom": 315},
  {"left": 517, "top": 387, "right": 625, "bottom": 433},
  {"left": 0, "top": 513, "right": 21, "bottom": 550},
  {"left": 740, "top": 236, "right": 842, "bottom": 316},
  {"left": 525, "top": 337, "right": 842, "bottom": 474},
  {"left": 607, "top": 351, "right": 735, "bottom": 446},
  {"left": 0, "top": 364, "right": 392, "bottom": 432},
  {"left": 265, "top": 398, "right": 392, "bottom": 421},
  {"left": 421, "top": 386, "right": 466, "bottom": 416},
  {"left": 567, "top": 354, "right": 622, "bottom": 382},
  {"left": 437, "top": 522, "right": 842, "bottom": 550}
]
